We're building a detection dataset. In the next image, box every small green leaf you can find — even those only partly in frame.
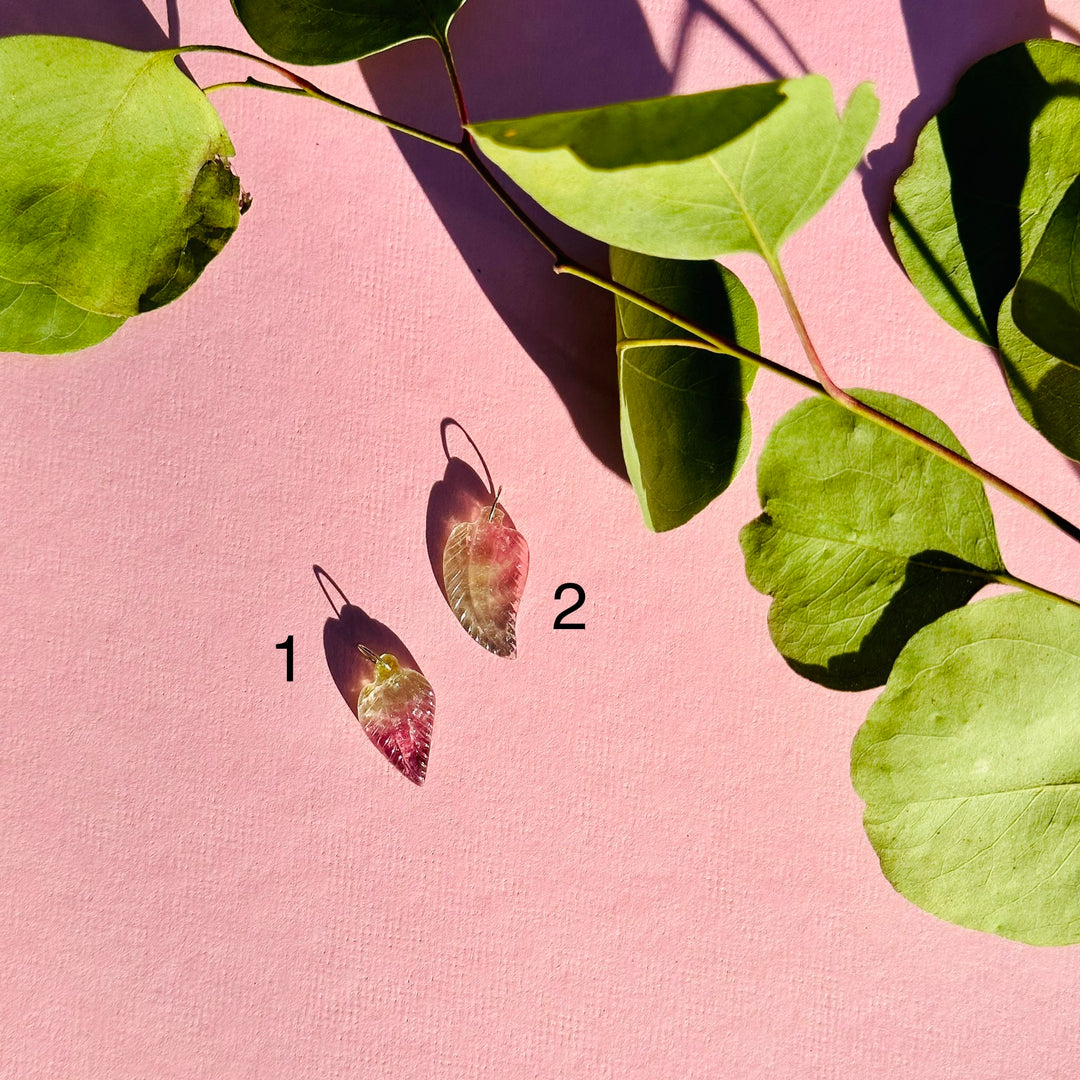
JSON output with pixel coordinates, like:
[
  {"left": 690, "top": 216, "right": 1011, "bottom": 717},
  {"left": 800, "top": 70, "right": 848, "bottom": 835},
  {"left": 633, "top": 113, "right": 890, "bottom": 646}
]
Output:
[
  {"left": 471, "top": 76, "right": 877, "bottom": 261},
  {"left": 740, "top": 391, "right": 1004, "bottom": 690},
  {"left": 231, "top": 0, "right": 468, "bottom": 64},
  {"left": 853, "top": 593, "right": 1080, "bottom": 945},
  {"left": 997, "top": 283, "right": 1080, "bottom": 461},
  {"left": 0, "top": 36, "right": 241, "bottom": 337},
  {"left": 1012, "top": 173, "right": 1080, "bottom": 369},
  {"left": 891, "top": 40, "right": 1080, "bottom": 345},
  {"left": 611, "top": 248, "right": 758, "bottom": 532},
  {"left": 0, "top": 281, "right": 124, "bottom": 355}
]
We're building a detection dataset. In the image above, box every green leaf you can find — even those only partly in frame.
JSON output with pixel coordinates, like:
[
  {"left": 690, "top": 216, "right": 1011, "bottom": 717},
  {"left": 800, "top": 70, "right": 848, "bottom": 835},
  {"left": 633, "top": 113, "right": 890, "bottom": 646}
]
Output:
[
  {"left": 471, "top": 76, "right": 878, "bottom": 261},
  {"left": 740, "top": 390, "right": 1005, "bottom": 691},
  {"left": 997, "top": 283, "right": 1080, "bottom": 461},
  {"left": 0, "top": 36, "right": 241, "bottom": 336},
  {"left": 0, "top": 281, "right": 124, "bottom": 355},
  {"left": 1012, "top": 173, "right": 1080, "bottom": 368},
  {"left": 853, "top": 593, "right": 1080, "bottom": 945},
  {"left": 231, "top": 0, "right": 468, "bottom": 64},
  {"left": 611, "top": 248, "right": 758, "bottom": 532},
  {"left": 891, "top": 40, "right": 1080, "bottom": 345}
]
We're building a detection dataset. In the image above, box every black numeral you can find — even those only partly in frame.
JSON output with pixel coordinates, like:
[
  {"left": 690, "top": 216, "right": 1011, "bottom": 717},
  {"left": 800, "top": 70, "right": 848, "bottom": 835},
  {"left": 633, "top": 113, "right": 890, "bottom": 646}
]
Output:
[
  {"left": 276, "top": 635, "right": 294, "bottom": 681},
  {"left": 553, "top": 583, "right": 586, "bottom": 629}
]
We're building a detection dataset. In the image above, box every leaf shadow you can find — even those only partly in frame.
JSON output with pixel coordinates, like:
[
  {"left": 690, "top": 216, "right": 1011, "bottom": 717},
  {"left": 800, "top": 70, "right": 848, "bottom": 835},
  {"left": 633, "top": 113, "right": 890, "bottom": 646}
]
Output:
[
  {"left": 783, "top": 550, "right": 993, "bottom": 692},
  {"left": 861, "top": 0, "right": 1051, "bottom": 243},
  {"left": 314, "top": 566, "right": 424, "bottom": 715},
  {"left": 0, "top": 0, "right": 178, "bottom": 48}
]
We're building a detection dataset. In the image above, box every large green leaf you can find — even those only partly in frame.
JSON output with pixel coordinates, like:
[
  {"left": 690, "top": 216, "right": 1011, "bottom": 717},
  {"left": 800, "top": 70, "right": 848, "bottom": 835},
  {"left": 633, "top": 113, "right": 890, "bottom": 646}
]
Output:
[
  {"left": 231, "top": 0, "right": 467, "bottom": 64},
  {"left": 891, "top": 40, "right": 1080, "bottom": 345},
  {"left": 0, "top": 281, "right": 124, "bottom": 355},
  {"left": 0, "top": 36, "right": 241, "bottom": 342},
  {"left": 611, "top": 248, "right": 758, "bottom": 532},
  {"left": 1012, "top": 173, "right": 1080, "bottom": 369},
  {"left": 998, "top": 284, "right": 1080, "bottom": 461},
  {"left": 740, "top": 390, "right": 1004, "bottom": 690},
  {"left": 471, "top": 76, "right": 877, "bottom": 261},
  {"left": 853, "top": 593, "right": 1080, "bottom": 945}
]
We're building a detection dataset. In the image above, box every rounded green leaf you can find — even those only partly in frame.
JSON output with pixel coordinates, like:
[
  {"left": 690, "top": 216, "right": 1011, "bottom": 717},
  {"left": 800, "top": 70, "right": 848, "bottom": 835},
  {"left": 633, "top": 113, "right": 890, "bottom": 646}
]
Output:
[
  {"left": 0, "top": 281, "right": 124, "bottom": 355},
  {"left": 740, "top": 391, "right": 1005, "bottom": 690},
  {"left": 853, "top": 593, "right": 1080, "bottom": 945},
  {"left": 471, "top": 76, "right": 878, "bottom": 261},
  {"left": 231, "top": 0, "right": 468, "bottom": 64},
  {"left": 1012, "top": 173, "right": 1080, "bottom": 369},
  {"left": 0, "top": 36, "right": 242, "bottom": 331},
  {"left": 891, "top": 39, "right": 1080, "bottom": 345},
  {"left": 998, "top": 283, "right": 1080, "bottom": 461},
  {"left": 611, "top": 248, "right": 758, "bottom": 532}
]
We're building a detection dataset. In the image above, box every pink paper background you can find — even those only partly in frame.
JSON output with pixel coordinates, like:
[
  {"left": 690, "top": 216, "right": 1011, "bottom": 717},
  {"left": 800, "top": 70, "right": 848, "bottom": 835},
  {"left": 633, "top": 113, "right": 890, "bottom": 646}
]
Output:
[{"left": 5, "top": 0, "right": 1080, "bottom": 1076}]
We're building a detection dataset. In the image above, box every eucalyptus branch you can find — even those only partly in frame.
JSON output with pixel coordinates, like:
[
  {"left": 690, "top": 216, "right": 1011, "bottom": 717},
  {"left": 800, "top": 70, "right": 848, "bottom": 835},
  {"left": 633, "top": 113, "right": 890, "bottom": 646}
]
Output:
[
  {"left": 765, "top": 255, "right": 1080, "bottom": 548},
  {"left": 190, "top": 40, "right": 1080, "bottom": 559},
  {"left": 184, "top": 44, "right": 465, "bottom": 154}
]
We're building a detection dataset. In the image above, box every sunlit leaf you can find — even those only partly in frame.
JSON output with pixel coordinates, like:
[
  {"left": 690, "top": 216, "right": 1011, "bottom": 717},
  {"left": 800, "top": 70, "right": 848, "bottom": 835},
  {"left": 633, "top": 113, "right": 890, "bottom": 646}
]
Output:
[
  {"left": 471, "top": 76, "right": 877, "bottom": 261},
  {"left": 891, "top": 40, "right": 1080, "bottom": 344},
  {"left": 611, "top": 248, "right": 757, "bottom": 532},
  {"left": 1012, "top": 173, "right": 1080, "bottom": 369},
  {"left": 740, "top": 390, "right": 1004, "bottom": 690},
  {"left": 231, "top": 0, "right": 468, "bottom": 64},
  {"left": 0, "top": 281, "right": 124, "bottom": 355},
  {"left": 0, "top": 36, "right": 241, "bottom": 344},
  {"left": 853, "top": 593, "right": 1080, "bottom": 945}
]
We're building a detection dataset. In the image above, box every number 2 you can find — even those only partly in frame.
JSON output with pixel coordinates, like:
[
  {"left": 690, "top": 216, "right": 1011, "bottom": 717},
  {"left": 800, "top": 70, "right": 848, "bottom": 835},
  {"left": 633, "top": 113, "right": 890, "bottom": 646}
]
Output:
[{"left": 553, "top": 583, "right": 586, "bottom": 630}]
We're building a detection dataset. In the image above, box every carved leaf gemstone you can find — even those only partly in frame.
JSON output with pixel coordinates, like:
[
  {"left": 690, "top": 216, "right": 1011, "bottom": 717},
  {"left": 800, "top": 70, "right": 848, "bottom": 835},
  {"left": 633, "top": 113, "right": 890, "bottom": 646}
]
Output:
[
  {"left": 355, "top": 653, "right": 434, "bottom": 785},
  {"left": 442, "top": 506, "right": 529, "bottom": 657}
]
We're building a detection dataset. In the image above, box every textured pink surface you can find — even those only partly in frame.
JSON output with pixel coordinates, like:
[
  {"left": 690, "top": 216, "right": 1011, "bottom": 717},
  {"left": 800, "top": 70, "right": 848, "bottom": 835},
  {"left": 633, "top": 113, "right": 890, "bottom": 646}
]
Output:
[{"left": 5, "top": 0, "right": 1080, "bottom": 1077}]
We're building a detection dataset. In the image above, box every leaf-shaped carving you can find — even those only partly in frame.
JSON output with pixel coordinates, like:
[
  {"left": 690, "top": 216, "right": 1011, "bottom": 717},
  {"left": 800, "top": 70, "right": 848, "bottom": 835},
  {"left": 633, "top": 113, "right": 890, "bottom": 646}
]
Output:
[
  {"left": 356, "top": 653, "right": 435, "bottom": 786},
  {"left": 442, "top": 505, "right": 529, "bottom": 657}
]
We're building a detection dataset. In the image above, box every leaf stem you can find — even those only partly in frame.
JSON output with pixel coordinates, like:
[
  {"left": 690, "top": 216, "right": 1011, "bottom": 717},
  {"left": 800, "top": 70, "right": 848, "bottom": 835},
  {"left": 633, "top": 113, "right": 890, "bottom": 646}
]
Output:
[
  {"left": 992, "top": 572, "right": 1080, "bottom": 612},
  {"left": 764, "top": 253, "right": 1080, "bottom": 547},
  {"left": 436, "top": 34, "right": 470, "bottom": 128},
  {"left": 181, "top": 44, "right": 465, "bottom": 154},
  {"left": 563, "top": 263, "right": 821, "bottom": 392}
]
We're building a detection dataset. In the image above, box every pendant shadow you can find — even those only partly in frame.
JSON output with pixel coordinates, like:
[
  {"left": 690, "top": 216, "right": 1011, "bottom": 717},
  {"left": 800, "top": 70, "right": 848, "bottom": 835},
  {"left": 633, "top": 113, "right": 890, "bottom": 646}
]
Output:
[
  {"left": 426, "top": 418, "right": 520, "bottom": 602},
  {"left": 314, "top": 566, "right": 425, "bottom": 715}
]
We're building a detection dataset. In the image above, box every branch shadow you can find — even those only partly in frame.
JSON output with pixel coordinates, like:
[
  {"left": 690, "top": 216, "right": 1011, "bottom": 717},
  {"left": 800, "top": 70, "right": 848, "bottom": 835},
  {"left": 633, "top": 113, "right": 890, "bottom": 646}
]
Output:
[
  {"left": 0, "top": 0, "right": 178, "bottom": 48},
  {"left": 862, "top": 0, "right": 1051, "bottom": 241},
  {"left": 669, "top": 0, "right": 810, "bottom": 82},
  {"left": 358, "top": 0, "right": 824, "bottom": 478},
  {"left": 361, "top": 0, "right": 681, "bottom": 478}
]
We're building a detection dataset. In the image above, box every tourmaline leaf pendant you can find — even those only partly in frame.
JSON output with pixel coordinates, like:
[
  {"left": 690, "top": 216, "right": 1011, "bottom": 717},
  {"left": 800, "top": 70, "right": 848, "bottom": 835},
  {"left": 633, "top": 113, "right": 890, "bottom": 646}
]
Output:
[
  {"left": 442, "top": 490, "right": 529, "bottom": 657},
  {"left": 355, "top": 646, "right": 435, "bottom": 785}
]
